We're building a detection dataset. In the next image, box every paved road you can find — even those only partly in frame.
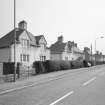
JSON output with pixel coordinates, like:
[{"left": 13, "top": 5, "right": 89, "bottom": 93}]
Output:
[{"left": 0, "top": 65, "right": 105, "bottom": 105}]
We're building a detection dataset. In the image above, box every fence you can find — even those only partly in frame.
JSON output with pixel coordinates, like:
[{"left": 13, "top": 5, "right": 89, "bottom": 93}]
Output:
[
  {"left": 0, "top": 62, "right": 35, "bottom": 83},
  {"left": 18, "top": 65, "right": 35, "bottom": 79}
]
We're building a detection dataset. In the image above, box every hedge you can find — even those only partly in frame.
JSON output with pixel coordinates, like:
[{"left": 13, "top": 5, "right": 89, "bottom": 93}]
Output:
[
  {"left": 96, "top": 61, "right": 105, "bottom": 65},
  {"left": 33, "top": 60, "right": 105, "bottom": 75},
  {"left": 45, "top": 60, "right": 61, "bottom": 72},
  {"left": 60, "top": 60, "right": 71, "bottom": 70},
  {"left": 33, "top": 60, "right": 72, "bottom": 74},
  {"left": 33, "top": 61, "right": 45, "bottom": 74},
  {"left": 3, "top": 62, "right": 20, "bottom": 75},
  {"left": 71, "top": 60, "right": 83, "bottom": 69}
]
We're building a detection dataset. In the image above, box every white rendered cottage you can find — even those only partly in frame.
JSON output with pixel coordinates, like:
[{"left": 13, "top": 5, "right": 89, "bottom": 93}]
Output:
[
  {"left": 50, "top": 36, "right": 84, "bottom": 61},
  {"left": 0, "top": 21, "right": 50, "bottom": 67}
]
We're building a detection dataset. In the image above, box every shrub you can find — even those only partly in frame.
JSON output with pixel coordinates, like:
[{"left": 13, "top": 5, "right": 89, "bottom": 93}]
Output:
[
  {"left": 3, "top": 62, "right": 20, "bottom": 75},
  {"left": 60, "top": 60, "right": 71, "bottom": 70},
  {"left": 33, "top": 59, "right": 84, "bottom": 75},
  {"left": 103, "top": 61, "right": 105, "bottom": 64},
  {"left": 71, "top": 60, "right": 83, "bottom": 69},
  {"left": 96, "top": 61, "right": 104, "bottom": 65},
  {"left": 83, "top": 60, "right": 89, "bottom": 67},
  {"left": 44, "top": 60, "right": 61, "bottom": 72},
  {"left": 33, "top": 61, "right": 45, "bottom": 74}
]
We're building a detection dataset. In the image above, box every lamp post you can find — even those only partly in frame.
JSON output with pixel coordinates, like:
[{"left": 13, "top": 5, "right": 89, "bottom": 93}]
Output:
[
  {"left": 94, "top": 36, "right": 104, "bottom": 65},
  {"left": 90, "top": 43, "right": 92, "bottom": 63},
  {"left": 13, "top": 0, "right": 16, "bottom": 82}
]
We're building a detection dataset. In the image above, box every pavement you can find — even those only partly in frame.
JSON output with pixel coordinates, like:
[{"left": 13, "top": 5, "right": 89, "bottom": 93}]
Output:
[
  {"left": 0, "top": 65, "right": 104, "bottom": 95},
  {"left": 0, "top": 67, "right": 90, "bottom": 94}
]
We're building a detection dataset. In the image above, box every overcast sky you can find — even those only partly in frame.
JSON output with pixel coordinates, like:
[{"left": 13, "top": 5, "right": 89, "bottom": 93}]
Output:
[{"left": 0, "top": 0, "right": 105, "bottom": 54}]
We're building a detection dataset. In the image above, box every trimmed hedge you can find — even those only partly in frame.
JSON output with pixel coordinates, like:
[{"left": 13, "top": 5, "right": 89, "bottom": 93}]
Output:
[
  {"left": 3, "top": 62, "right": 20, "bottom": 75},
  {"left": 33, "top": 61, "right": 45, "bottom": 74},
  {"left": 71, "top": 60, "right": 83, "bottom": 69},
  {"left": 33, "top": 60, "right": 105, "bottom": 75},
  {"left": 83, "top": 60, "right": 89, "bottom": 67},
  {"left": 60, "top": 60, "right": 71, "bottom": 70},
  {"left": 96, "top": 61, "right": 105, "bottom": 65},
  {"left": 44, "top": 60, "right": 61, "bottom": 72},
  {"left": 33, "top": 60, "right": 72, "bottom": 74}
]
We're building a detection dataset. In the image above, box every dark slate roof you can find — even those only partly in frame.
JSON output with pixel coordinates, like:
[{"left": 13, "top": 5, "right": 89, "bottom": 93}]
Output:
[
  {"left": 26, "top": 31, "right": 36, "bottom": 46},
  {"left": 35, "top": 35, "right": 47, "bottom": 45},
  {"left": 0, "top": 28, "right": 47, "bottom": 48},
  {"left": 50, "top": 42, "right": 66, "bottom": 53},
  {"left": 0, "top": 28, "right": 24, "bottom": 48},
  {"left": 0, "top": 28, "right": 38, "bottom": 48}
]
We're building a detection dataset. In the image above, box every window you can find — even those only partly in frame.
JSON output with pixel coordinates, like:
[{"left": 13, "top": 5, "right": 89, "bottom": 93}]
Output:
[
  {"left": 40, "top": 56, "right": 42, "bottom": 61},
  {"left": 43, "top": 56, "right": 46, "bottom": 61},
  {"left": 21, "top": 39, "right": 30, "bottom": 48},
  {"left": 20, "top": 54, "right": 29, "bottom": 62},
  {"left": 23, "top": 54, "right": 26, "bottom": 61},
  {"left": 40, "top": 56, "right": 46, "bottom": 61},
  {"left": 20, "top": 54, "right": 22, "bottom": 62},
  {"left": 27, "top": 40, "right": 29, "bottom": 48},
  {"left": 27, "top": 55, "right": 29, "bottom": 62}
]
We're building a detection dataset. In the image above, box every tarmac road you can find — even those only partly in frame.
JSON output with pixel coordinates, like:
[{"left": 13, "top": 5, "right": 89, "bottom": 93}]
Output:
[{"left": 0, "top": 65, "right": 105, "bottom": 105}]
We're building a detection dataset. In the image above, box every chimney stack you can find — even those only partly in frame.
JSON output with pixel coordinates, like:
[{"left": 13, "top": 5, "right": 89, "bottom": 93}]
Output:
[
  {"left": 58, "top": 35, "right": 63, "bottom": 43},
  {"left": 18, "top": 20, "right": 27, "bottom": 30}
]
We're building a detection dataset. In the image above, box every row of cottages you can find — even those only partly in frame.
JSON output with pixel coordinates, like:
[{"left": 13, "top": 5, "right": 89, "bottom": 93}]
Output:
[
  {"left": 0, "top": 21, "right": 50, "bottom": 67},
  {"left": 50, "top": 36, "right": 84, "bottom": 61},
  {"left": 1, "top": 20, "right": 104, "bottom": 68}
]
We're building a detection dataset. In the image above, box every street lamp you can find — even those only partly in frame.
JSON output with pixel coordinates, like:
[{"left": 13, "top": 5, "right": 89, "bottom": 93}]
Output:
[
  {"left": 13, "top": 0, "right": 16, "bottom": 82},
  {"left": 90, "top": 43, "right": 92, "bottom": 63},
  {"left": 94, "top": 36, "right": 104, "bottom": 65}
]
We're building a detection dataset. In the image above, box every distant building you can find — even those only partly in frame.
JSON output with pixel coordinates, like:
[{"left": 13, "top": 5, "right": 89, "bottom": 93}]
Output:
[
  {"left": 69, "top": 41, "right": 84, "bottom": 60},
  {"left": 0, "top": 20, "right": 50, "bottom": 67},
  {"left": 94, "top": 51, "right": 104, "bottom": 62},
  {"left": 83, "top": 46, "right": 105, "bottom": 63},
  {"left": 50, "top": 36, "right": 84, "bottom": 61},
  {"left": 84, "top": 47, "right": 91, "bottom": 61}
]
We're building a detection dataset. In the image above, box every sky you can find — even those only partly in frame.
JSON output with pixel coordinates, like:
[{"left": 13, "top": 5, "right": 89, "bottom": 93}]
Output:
[{"left": 0, "top": 0, "right": 105, "bottom": 54}]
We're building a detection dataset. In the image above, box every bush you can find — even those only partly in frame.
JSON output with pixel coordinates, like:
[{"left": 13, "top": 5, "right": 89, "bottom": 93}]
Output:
[
  {"left": 83, "top": 60, "right": 89, "bottom": 67},
  {"left": 33, "top": 60, "right": 84, "bottom": 75},
  {"left": 3, "top": 62, "right": 20, "bottom": 75},
  {"left": 33, "top": 61, "right": 45, "bottom": 74},
  {"left": 44, "top": 60, "right": 61, "bottom": 72},
  {"left": 96, "top": 61, "right": 104, "bottom": 65},
  {"left": 71, "top": 60, "right": 83, "bottom": 69},
  {"left": 60, "top": 60, "right": 71, "bottom": 70},
  {"left": 33, "top": 60, "right": 61, "bottom": 74},
  {"left": 103, "top": 61, "right": 105, "bottom": 64}
]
